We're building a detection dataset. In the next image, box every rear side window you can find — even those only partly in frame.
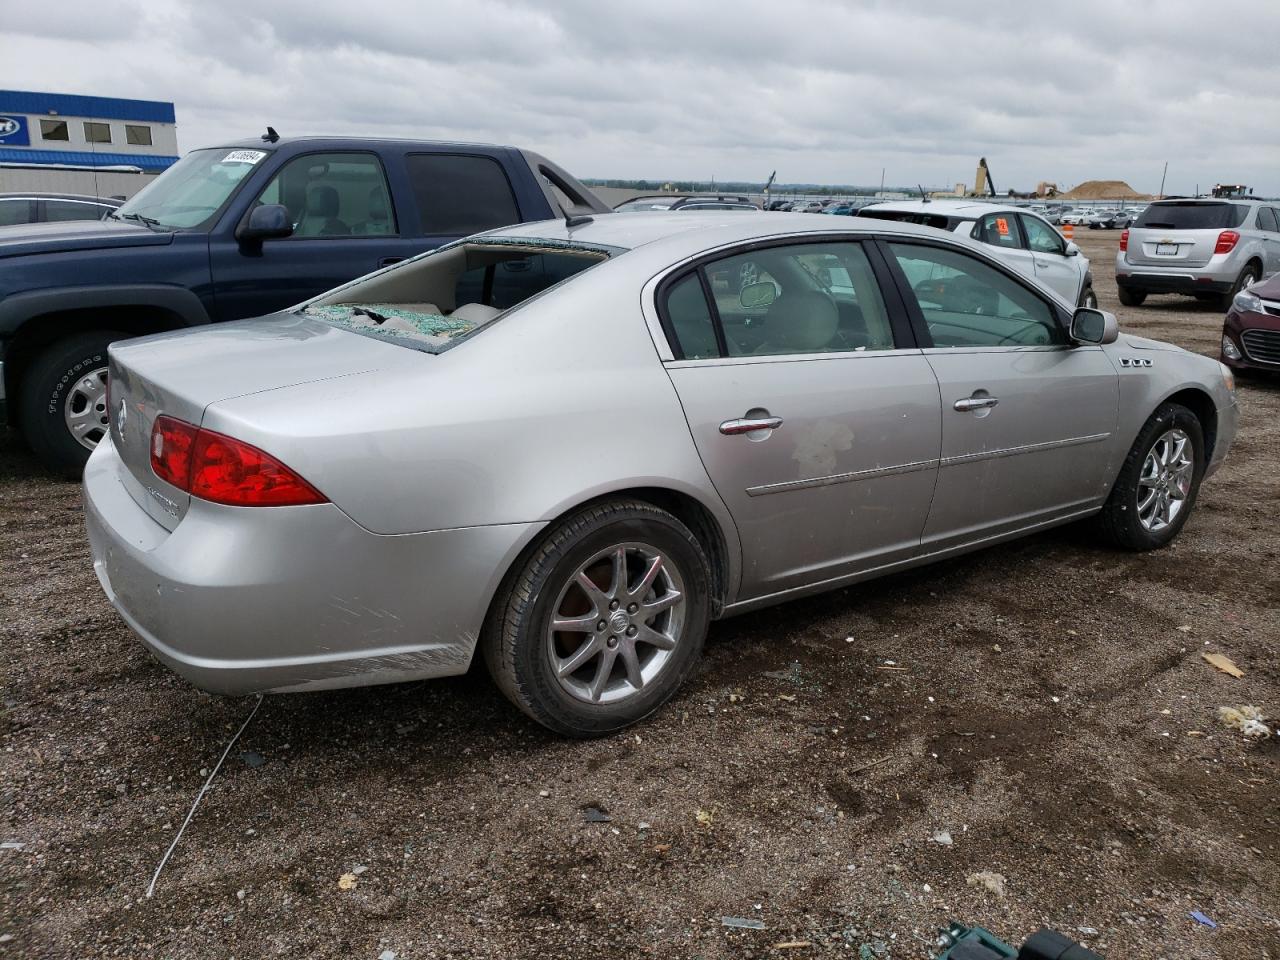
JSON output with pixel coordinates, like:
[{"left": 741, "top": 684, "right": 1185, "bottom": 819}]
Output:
[
  {"left": 44, "top": 200, "right": 112, "bottom": 222},
  {"left": 406, "top": 154, "right": 521, "bottom": 235},
  {"left": 1135, "top": 202, "right": 1247, "bottom": 230},
  {"left": 664, "top": 274, "right": 720, "bottom": 360},
  {"left": 975, "top": 213, "right": 1023, "bottom": 249},
  {"left": 1256, "top": 207, "right": 1279, "bottom": 232},
  {"left": 0, "top": 198, "right": 32, "bottom": 226}
]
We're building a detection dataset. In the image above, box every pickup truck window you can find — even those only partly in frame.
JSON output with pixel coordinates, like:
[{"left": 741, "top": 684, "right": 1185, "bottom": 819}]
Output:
[
  {"left": 114, "top": 148, "right": 267, "bottom": 229},
  {"left": 406, "top": 154, "right": 521, "bottom": 235},
  {"left": 254, "top": 152, "right": 397, "bottom": 238}
]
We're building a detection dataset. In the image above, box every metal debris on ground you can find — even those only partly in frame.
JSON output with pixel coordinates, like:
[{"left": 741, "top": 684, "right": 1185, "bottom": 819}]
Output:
[
  {"left": 1201, "top": 652, "right": 1244, "bottom": 678},
  {"left": 145, "top": 694, "right": 265, "bottom": 899},
  {"left": 721, "top": 916, "right": 766, "bottom": 930},
  {"left": 966, "top": 870, "right": 1006, "bottom": 897},
  {"left": 582, "top": 806, "right": 613, "bottom": 823},
  {"left": 1218, "top": 705, "right": 1272, "bottom": 739},
  {"left": 1189, "top": 910, "right": 1217, "bottom": 928}
]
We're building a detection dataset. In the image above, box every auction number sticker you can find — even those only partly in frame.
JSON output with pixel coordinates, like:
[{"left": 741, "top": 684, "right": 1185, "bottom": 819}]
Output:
[
  {"left": 996, "top": 217, "right": 1010, "bottom": 235},
  {"left": 222, "top": 150, "right": 267, "bottom": 164}
]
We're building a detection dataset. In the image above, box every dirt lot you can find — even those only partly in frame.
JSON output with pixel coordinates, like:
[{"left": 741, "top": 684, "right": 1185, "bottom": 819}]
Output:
[{"left": 2, "top": 230, "right": 1278, "bottom": 959}]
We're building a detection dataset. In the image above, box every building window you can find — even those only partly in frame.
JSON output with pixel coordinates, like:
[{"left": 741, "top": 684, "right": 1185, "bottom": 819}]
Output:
[
  {"left": 84, "top": 121, "right": 112, "bottom": 144},
  {"left": 125, "top": 124, "right": 152, "bottom": 146},
  {"left": 40, "top": 119, "right": 69, "bottom": 141}
]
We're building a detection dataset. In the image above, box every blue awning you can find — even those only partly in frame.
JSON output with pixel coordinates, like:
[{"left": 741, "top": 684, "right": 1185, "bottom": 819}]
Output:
[
  {"left": 0, "top": 90, "right": 175, "bottom": 124},
  {"left": 0, "top": 148, "right": 178, "bottom": 170}
]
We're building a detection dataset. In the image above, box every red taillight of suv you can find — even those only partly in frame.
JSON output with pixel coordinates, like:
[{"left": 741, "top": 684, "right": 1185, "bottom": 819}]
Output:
[
  {"left": 1119, "top": 229, "right": 1128, "bottom": 252},
  {"left": 150, "top": 416, "right": 327, "bottom": 507},
  {"left": 1215, "top": 230, "right": 1240, "bottom": 254}
]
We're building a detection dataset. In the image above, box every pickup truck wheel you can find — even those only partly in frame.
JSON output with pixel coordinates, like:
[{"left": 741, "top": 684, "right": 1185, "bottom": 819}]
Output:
[
  {"left": 19, "top": 331, "right": 126, "bottom": 478},
  {"left": 1117, "top": 286, "right": 1146, "bottom": 307}
]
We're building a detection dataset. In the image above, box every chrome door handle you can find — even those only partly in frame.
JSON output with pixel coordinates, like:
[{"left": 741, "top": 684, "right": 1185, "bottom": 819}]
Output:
[
  {"left": 720, "top": 416, "right": 783, "bottom": 435},
  {"left": 953, "top": 396, "right": 999, "bottom": 412}
]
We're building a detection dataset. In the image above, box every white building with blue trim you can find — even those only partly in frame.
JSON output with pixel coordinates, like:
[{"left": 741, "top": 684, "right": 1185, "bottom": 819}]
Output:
[{"left": 0, "top": 90, "right": 179, "bottom": 198}]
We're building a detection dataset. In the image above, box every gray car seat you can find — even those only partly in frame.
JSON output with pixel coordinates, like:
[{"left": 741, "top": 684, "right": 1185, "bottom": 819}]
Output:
[
  {"left": 297, "top": 185, "right": 349, "bottom": 236},
  {"left": 353, "top": 187, "right": 392, "bottom": 235}
]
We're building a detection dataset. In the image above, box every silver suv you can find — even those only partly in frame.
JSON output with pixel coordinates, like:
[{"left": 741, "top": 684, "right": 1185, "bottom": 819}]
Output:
[
  {"left": 858, "top": 200, "right": 1095, "bottom": 307},
  {"left": 1116, "top": 199, "right": 1280, "bottom": 307}
]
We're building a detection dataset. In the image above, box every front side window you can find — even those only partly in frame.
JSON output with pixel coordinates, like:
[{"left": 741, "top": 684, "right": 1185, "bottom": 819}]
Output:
[
  {"left": 974, "top": 213, "right": 1023, "bottom": 250},
  {"left": 889, "top": 242, "right": 1063, "bottom": 348},
  {"left": 0, "top": 199, "right": 32, "bottom": 226},
  {"left": 44, "top": 200, "right": 111, "bottom": 223},
  {"left": 114, "top": 147, "right": 270, "bottom": 229},
  {"left": 406, "top": 154, "right": 520, "bottom": 235},
  {"left": 1021, "top": 214, "right": 1066, "bottom": 255},
  {"left": 664, "top": 241, "right": 896, "bottom": 359},
  {"left": 254, "top": 153, "right": 396, "bottom": 238},
  {"left": 84, "top": 121, "right": 111, "bottom": 144},
  {"left": 40, "top": 119, "right": 68, "bottom": 141},
  {"left": 125, "top": 124, "right": 153, "bottom": 146}
]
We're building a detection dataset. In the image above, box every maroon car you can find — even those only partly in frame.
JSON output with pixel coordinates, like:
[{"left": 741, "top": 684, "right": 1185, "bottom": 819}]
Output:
[{"left": 1221, "top": 273, "right": 1280, "bottom": 373}]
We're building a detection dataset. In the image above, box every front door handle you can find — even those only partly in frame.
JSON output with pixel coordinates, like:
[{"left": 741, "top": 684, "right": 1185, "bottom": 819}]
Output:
[
  {"left": 953, "top": 396, "right": 999, "bottom": 412},
  {"left": 720, "top": 415, "right": 783, "bottom": 435}
]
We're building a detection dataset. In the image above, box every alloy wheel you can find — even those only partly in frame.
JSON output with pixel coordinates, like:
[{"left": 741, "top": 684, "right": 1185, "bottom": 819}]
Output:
[
  {"left": 1137, "top": 428, "right": 1193, "bottom": 532},
  {"left": 64, "top": 366, "right": 110, "bottom": 451},
  {"left": 545, "top": 542, "right": 685, "bottom": 705}
]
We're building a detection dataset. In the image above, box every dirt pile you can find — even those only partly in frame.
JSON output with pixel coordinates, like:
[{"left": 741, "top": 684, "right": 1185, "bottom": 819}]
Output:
[{"left": 1063, "top": 179, "right": 1150, "bottom": 199}]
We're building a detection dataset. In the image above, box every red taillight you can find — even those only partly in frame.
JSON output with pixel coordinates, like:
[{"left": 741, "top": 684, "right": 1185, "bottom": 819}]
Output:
[
  {"left": 149, "top": 416, "right": 326, "bottom": 507},
  {"left": 1215, "top": 230, "right": 1240, "bottom": 254},
  {"left": 151, "top": 415, "right": 198, "bottom": 487},
  {"left": 1119, "top": 229, "right": 1128, "bottom": 252}
]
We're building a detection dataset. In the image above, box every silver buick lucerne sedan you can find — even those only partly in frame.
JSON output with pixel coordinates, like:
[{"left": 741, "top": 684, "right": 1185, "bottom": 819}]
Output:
[{"left": 85, "top": 213, "right": 1238, "bottom": 736}]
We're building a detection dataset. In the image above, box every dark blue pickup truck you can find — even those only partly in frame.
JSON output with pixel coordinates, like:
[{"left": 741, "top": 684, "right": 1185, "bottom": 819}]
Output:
[{"left": 0, "top": 134, "right": 608, "bottom": 474}]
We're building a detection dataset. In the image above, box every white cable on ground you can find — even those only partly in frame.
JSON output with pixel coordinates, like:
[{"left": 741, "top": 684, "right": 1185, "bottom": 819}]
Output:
[{"left": 146, "top": 694, "right": 265, "bottom": 898}]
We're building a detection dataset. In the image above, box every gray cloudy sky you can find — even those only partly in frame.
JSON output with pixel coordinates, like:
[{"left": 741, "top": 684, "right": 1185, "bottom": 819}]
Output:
[{"left": 6, "top": 0, "right": 1278, "bottom": 194}]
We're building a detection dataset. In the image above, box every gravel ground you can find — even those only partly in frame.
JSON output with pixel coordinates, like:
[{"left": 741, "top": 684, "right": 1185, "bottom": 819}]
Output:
[{"left": 2, "top": 231, "right": 1278, "bottom": 959}]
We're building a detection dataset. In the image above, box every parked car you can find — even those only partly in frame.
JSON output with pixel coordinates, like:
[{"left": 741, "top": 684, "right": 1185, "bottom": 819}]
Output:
[
  {"left": 1220, "top": 272, "right": 1280, "bottom": 374},
  {"left": 823, "top": 203, "right": 855, "bottom": 216},
  {"left": 614, "top": 194, "right": 757, "bottom": 213},
  {"left": 0, "top": 134, "right": 608, "bottom": 475},
  {"left": 84, "top": 211, "right": 1237, "bottom": 736},
  {"left": 1087, "top": 210, "right": 1130, "bottom": 229},
  {"left": 794, "top": 201, "right": 825, "bottom": 213},
  {"left": 1116, "top": 199, "right": 1280, "bottom": 306},
  {"left": 0, "top": 192, "right": 122, "bottom": 226},
  {"left": 1060, "top": 209, "right": 1094, "bottom": 226},
  {"left": 857, "top": 200, "right": 1096, "bottom": 306}
]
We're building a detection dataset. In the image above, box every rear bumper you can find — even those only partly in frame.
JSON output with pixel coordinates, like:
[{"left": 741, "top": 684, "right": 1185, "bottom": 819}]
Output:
[
  {"left": 1115, "top": 272, "right": 1232, "bottom": 295},
  {"left": 83, "top": 436, "right": 541, "bottom": 694}
]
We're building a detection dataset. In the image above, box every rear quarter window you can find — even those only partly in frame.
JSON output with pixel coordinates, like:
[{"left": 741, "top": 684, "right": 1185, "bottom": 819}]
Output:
[{"left": 1135, "top": 202, "right": 1248, "bottom": 230}]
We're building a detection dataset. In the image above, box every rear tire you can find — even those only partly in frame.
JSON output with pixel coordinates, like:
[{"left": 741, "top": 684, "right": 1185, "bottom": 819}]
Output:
[
  {"left": 482, "top": 499, "right": 712, "bottom": 737},
  {"left": 1117, "top": 286, "right": 1146, "bottom": 307},
  {"left": 1095, "top": 403, "right": 1205, "bottom": 551},
  {"left": 18, "top": 331, "right": 126, "bottom": 479},
  {"left": 1216, "top": 262, "right": 1260, "bottom": 309}
]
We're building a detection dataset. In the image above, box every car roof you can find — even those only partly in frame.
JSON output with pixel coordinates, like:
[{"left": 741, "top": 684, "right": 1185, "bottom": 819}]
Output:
[
  {"left": 209, "top": 135, "right": 520, "bottom": 152},
  {"left": 860, "top": 199, "right": 1027, "bottom": 218},
  {"left": 482, "top": 210, "right": 986, "bottom": 259}
]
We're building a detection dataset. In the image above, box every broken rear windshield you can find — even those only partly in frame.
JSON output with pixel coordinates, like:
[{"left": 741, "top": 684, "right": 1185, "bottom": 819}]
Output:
[
  {"left": 1135, "top": 202, "right": 1247, "bottom": 230},
  {"left": 299, "top": 239, "right": 611, "bottom": 353}
]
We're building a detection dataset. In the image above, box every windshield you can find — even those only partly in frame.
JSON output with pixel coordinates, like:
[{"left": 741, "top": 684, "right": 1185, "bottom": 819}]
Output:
[
  {"left": 114, "top": 147, "right": 271, "bottom": 229},
  {"left": 1135, "top": 202, "right": 1247, "bottom": 230}
]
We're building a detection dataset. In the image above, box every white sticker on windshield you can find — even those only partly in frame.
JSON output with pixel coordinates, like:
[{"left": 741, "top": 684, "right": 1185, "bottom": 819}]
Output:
[{"left": 221, "top": 150, "right": 267, "bottom": 165}]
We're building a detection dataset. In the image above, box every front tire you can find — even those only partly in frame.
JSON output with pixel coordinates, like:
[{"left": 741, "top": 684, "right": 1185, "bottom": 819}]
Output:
[
  {"left": 1096, "top": 403, "right": 1205, "bottom": 551},
  {"left": 1079, "top": 285, "right": 1098, "bottom": 309},
  {"left": 18, "top": 331, "right": 126, "bottom": 478},
  {"left": 483, "top": 499, "right": 712, "bottom": 737},
  {"left": 1117, "top": 286, "right": 1147, "bottom": 307}
]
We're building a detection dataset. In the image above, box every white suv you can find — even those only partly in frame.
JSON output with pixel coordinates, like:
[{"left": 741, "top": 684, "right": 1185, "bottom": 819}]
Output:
[{"left": 857, "top": 200, "right": 1095, "bottom": 306}]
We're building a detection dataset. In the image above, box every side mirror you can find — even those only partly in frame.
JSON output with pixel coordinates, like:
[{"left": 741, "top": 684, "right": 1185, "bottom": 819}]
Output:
[
  {"left": 1065, "top": 241, "right": 1080, "bottom": 257},
  {"left": 1070, "top": 307, "right": 1118, "bottom": 345},
  {"left": 237, "top": 204, "right": 293, "bottom": 243},
  {"left": 739, "top": 281, "right": 777, "bottom": 309}
]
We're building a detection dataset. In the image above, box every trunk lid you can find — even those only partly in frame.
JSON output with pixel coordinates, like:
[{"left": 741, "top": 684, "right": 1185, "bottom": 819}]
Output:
[
  {"left": 107, "top": 313, "right": 420, "bottom": 530},
  {"left": 1124, "top": 201, "right": 1245, "bottom": 268}
]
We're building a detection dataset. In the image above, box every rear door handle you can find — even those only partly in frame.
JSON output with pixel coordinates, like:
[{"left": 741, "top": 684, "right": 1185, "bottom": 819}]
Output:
[
  {"left": 953, "top": 396, "right": 999, "bottom": 412},
  {"left": 720, "top": 416, "right": 783, "bottom": 435}
]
